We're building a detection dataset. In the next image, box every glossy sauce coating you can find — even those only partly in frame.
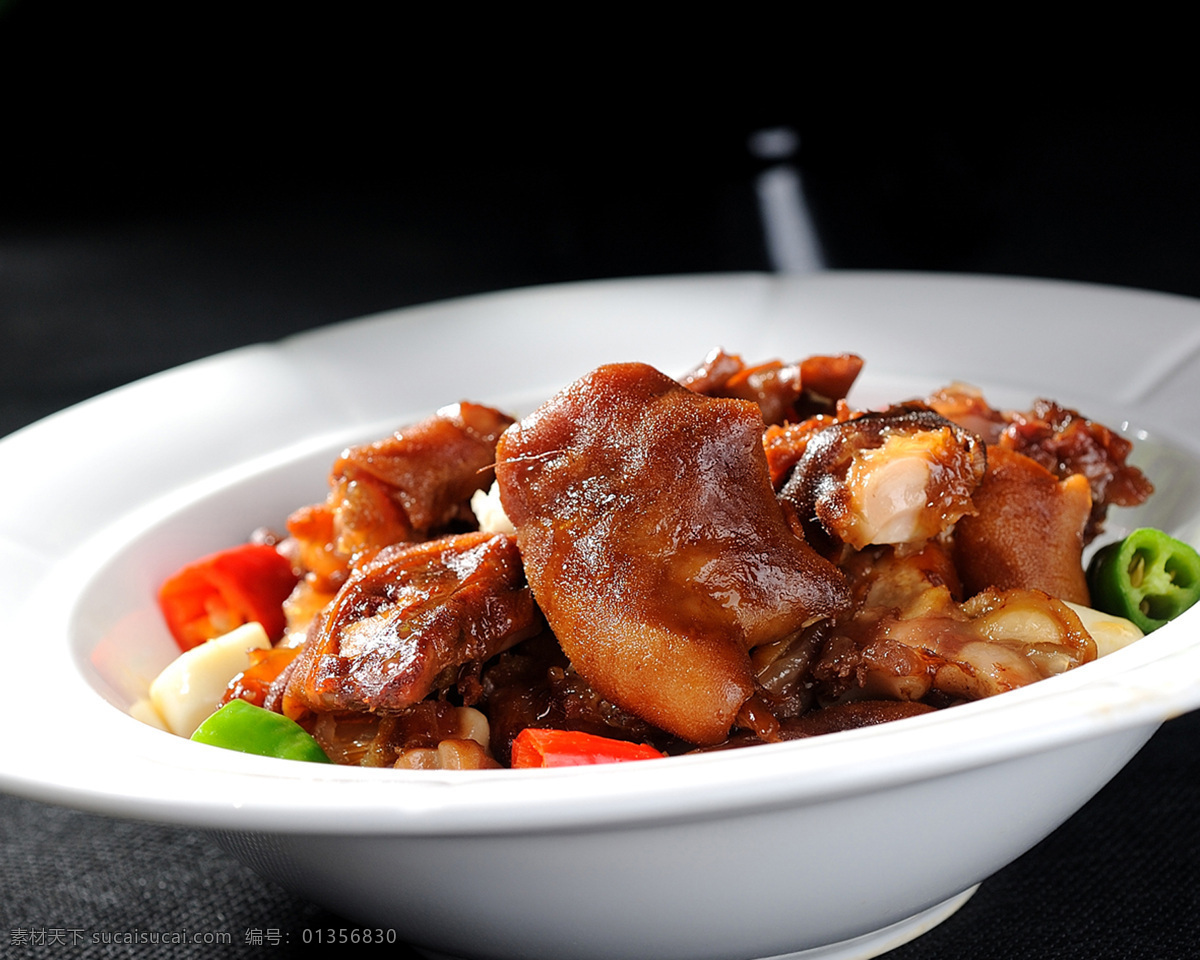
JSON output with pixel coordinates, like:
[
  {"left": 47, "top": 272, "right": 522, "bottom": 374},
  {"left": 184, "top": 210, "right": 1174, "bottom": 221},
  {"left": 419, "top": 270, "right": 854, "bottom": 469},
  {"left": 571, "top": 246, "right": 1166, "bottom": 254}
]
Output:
[
  {"left": 813, "top": 542, "right": 1096, "bottom": 706},
  {"left": 780, "top": 405, "right": 987, "bottom": 556},
  {"left": 287, "top": 403, "right": 514, "bottom": 592},
  {"left": 283, "top": 532, "right": 540, "bottom": 718},
  {"left": 495, "top": 362, "right": 849, "bottom": 745},
  {"left": 953, "top": 446, "right": 1093, "bottom": 604}
]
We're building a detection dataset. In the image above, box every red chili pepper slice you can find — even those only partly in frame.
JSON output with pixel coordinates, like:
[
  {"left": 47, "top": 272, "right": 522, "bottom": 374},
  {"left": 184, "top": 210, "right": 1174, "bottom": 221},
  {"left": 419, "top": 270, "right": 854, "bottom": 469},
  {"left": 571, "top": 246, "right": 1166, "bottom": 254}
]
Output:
[
  {"left": 509, "top": 728, "right": 665, "bottom": 768},
  {"left": 158, "top": 543, "right": 299, "bottom": 651}
]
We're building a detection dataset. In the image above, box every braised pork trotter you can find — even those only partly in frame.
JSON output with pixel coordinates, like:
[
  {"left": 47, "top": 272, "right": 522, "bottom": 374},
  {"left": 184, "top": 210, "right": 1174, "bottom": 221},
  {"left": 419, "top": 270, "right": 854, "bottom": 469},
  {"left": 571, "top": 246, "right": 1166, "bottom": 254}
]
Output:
[
  {"left": 495, "top": 362, "right": 849, "bottom": 745},
  {"left": 284, "top": 532, "right": 540, "bottom": 718}
]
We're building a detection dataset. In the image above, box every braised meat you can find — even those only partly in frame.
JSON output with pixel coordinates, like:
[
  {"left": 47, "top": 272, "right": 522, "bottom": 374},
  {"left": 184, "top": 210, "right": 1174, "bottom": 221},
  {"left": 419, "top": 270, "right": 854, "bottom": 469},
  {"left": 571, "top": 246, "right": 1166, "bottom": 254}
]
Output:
[
  {"left": 926, "top": 387, "right": 1153, "bottom": 542},
  {"left": 283, "top": 532, "right": 541, "bottom": 718},
  {"left": 494, "top": 362, "right": 850, "bottom": 745},
  {"left": 146, "top": 347, "right": 1165, "bottom": 770},
  {"left": 681, "top": 347, "right": 864, "bottom": 426},
  {"left": 812, "top": 578, "right": 1096, "bottom": 705},
  {"left": 287, "top": 403, "right": 514, "bottom": 592},
  {"left": 779, "top": 405, "right": 987, "bottom": 557},
  {"left": 953, "top": 446, "right": 1093, "bottom": 604}
]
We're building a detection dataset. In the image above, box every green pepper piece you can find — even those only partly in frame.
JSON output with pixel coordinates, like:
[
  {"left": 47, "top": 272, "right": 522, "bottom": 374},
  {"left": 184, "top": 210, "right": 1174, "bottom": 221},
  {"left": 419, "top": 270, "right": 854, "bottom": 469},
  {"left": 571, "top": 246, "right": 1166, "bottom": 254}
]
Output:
[
  {"left": 1086, "top": 527, "right": 1200, "bottom": 633},
  {"left": 190, "top": 699, "right": 331, "bottom": 763}
]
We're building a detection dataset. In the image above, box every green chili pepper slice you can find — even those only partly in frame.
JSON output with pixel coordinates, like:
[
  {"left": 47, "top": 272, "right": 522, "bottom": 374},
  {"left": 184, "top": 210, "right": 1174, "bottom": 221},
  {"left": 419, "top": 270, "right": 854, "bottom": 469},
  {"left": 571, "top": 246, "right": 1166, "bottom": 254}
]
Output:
[
  {"left": 1086, "top": 528, "right": 1200, "bottom": 633},
  {"left": 190, "top": 699, "right": 331, "bottom": 763}
]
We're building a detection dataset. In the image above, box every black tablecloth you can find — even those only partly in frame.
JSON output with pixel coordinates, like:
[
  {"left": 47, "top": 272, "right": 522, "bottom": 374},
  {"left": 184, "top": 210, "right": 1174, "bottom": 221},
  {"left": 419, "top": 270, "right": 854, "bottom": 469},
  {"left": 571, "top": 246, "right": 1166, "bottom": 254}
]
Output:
[{"left": 2, "top": 37, "right": 1198, "bottom": 955}]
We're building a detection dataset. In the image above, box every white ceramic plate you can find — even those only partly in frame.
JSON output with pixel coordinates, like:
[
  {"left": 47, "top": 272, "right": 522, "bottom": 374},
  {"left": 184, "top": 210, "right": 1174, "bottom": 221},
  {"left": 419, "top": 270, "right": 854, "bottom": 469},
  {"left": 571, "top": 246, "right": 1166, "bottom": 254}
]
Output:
[{"left": 3, "top": 272, "right": 1200, "bottom": 960}]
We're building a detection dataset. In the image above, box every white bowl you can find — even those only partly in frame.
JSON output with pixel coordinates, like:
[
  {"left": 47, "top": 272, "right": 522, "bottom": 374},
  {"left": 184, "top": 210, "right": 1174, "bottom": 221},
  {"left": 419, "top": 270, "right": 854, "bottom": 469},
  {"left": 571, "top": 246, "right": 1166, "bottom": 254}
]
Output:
[{"left": 3, "top": 273, "right": 1200, "bottom": 960}]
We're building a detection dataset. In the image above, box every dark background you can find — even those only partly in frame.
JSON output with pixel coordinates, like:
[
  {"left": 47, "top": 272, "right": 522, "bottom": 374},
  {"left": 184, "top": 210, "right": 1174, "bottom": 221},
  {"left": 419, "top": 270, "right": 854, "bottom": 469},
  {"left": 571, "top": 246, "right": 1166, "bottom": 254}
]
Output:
[{"left": 3, "top": 3, "right": 1199, "bottom": 957}]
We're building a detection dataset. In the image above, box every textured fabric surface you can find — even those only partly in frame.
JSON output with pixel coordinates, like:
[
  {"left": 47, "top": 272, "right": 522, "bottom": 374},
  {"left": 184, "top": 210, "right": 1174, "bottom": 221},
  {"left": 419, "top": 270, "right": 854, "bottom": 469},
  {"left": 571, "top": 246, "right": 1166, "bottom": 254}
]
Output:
[{"left": 1, "top": 794, "right": 375, "bottom": 958}]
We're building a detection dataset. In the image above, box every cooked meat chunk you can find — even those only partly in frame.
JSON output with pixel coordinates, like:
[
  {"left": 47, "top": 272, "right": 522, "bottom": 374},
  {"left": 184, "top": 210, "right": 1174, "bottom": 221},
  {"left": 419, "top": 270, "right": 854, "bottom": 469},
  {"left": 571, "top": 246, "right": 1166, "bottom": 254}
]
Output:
[
  {"left": 680, "top": 347, "right": 863, "bottom": 426},
  {"left": 779, "top": 405, "right": 987, "bottom": 556},
  {"left": 953, "top": 446, "right": 1093, "bottom": 604},
  {"left": 927, "top": 387, "right": 1153, "bottom": 542},
  {"left": 495, "top": 362, "right": 849, "bottom": 745},
  {"left": 813, "top": 582, "right": 1096, "bottom": 705},
  {"left": 287, "top": 403, "right": 514, "bottom": 591},
  {"left": 997, "top": 398, "right": 1154, "bottom": 542},
  {"left": 762, "top": 404, "right": 854, "bottom": 489},
  {"left": 283, "top": 532, "right": 540, "bottom": 718}
]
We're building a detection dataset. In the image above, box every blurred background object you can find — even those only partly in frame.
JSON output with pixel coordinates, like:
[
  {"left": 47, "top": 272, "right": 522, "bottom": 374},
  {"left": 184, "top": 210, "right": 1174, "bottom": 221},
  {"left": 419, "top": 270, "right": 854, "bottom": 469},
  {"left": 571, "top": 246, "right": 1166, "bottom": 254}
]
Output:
[{"left": 3, "top": 3, "right": 1200, "bottom": 957}]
